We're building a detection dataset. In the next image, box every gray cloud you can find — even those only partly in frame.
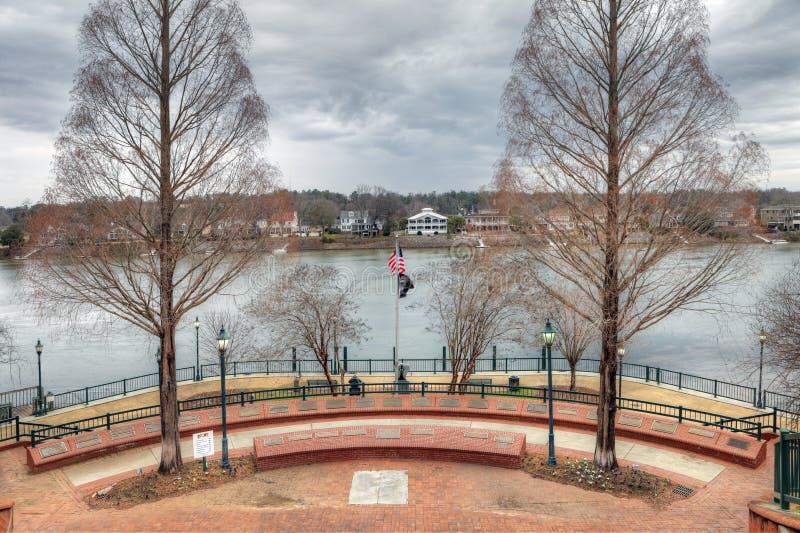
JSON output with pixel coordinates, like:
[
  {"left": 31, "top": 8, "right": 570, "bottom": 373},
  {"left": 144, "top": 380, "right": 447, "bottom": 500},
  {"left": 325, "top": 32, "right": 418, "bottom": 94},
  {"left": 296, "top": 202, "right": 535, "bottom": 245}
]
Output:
[{"left": 0, "top": 0, "right": 798, "bottom": 206}]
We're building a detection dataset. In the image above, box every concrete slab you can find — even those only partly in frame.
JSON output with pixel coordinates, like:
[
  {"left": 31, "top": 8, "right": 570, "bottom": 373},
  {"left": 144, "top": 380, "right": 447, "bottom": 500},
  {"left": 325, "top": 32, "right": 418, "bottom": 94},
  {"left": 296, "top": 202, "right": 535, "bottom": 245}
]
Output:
[
  {"left": 349, "top": 470, "right": 408, "bottom": 505},
  {"left": 62, "top": 447, "right": 158, "bottom": 486},
  {"left": 621, "top": 444, "right": 724, "bottom": 482}
]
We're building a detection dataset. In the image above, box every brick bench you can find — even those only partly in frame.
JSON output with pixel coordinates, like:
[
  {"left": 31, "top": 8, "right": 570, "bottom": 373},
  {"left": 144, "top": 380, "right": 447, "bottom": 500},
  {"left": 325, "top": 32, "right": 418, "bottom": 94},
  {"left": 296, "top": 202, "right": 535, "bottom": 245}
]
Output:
[
  {"left": 253, "top": 425, "right": 525, "bottom": 471},
  {"left": 24, "top": 394, "right": 768, "bottom": 471}
]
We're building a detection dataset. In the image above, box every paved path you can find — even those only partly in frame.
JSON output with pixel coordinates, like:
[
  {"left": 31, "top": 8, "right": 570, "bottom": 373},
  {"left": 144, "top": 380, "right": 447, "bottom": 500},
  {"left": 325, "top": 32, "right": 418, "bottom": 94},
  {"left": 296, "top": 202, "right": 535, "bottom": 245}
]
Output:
[
  {"left": 60, "top": 418, "right": 726, "bottom": 487},
  {"left": 30, "top": 372, "right": 773, "bottom": 428},
  {"left": 0, "top": 447, "right": 774, "bottom": 532}
]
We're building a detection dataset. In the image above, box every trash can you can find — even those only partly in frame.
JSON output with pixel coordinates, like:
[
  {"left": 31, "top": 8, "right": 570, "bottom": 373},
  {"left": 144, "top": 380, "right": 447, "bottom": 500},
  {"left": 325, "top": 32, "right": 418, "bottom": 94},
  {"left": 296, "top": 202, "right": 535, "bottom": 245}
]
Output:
[
  {"left": 397, "top": 364, "right": 410, "bottom": 394},
  {"left": 348, "top": 375, "right": 363, "bottom": 396},
  {"left": 508, "top": 375, "right": 520, "bottom": 392}
]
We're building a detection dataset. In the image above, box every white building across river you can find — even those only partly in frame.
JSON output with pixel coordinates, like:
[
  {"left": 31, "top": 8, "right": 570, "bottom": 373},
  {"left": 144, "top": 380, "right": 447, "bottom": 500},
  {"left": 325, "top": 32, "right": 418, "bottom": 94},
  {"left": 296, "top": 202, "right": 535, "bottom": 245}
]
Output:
[{"left": 407, "top": 208, "right": 448, "bottom": 235}]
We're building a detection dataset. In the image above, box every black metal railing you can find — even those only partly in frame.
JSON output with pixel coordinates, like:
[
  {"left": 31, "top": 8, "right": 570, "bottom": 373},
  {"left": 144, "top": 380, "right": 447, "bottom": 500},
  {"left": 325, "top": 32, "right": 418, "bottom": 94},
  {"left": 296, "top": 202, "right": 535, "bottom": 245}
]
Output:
[
  {"left": 14, "top": 381, "right": 776, "bottom": 447},
  {"left": 774, "top": 430, "right": 800, "bottom": 510},
  {"left": 3, "top": 353, "right": 797, "bottom": 420},
  {"left": 48, "top": 366, "right": 195, "bottom": 411}
]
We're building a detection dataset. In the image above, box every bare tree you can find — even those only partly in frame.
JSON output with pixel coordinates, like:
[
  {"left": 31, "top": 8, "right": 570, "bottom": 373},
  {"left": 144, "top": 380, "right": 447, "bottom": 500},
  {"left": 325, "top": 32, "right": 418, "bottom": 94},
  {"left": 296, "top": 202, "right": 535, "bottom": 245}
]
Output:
[
  {"left": 199, "top": 309, "right": 267, "bottom": 365},
  {"left": 250, "top": 264, "right": 368, "bottom": 392},
  {"left": 427, "top": 254, "right": 521, "bottom": 390},
  {"left": 500, "top": 0, "right": 767, "bottom": 469},
  {"left": 27, "top": 0, "right": 274, "bottom": 473},
  {"left": 753, "top": 265, "right": 800, "bottom": 429},
  {"left": 0, "top": 320, "right": 18, "bottom": 381}
]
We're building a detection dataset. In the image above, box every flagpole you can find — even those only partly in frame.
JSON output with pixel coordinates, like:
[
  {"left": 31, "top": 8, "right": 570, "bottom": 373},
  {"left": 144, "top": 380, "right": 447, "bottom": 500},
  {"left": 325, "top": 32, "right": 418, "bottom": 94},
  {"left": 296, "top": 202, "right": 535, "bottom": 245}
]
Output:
[{"left": 394, "top": 235, "right": 400, "bottom": 383}]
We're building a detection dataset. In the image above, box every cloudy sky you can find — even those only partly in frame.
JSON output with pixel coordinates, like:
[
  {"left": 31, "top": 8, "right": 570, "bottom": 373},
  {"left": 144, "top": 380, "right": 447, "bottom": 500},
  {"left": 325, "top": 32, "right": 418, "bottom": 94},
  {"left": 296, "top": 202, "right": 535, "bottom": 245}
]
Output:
[{"left": 0, "top": 0, "right": 798, "bottom": 207}]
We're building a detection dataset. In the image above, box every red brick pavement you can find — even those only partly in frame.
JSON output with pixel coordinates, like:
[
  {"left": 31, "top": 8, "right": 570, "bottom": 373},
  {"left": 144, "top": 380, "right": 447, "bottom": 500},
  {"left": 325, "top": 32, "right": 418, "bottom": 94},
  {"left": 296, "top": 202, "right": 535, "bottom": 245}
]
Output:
[{"left": 0, "top": 439, "right": 775, "bottom": 532}]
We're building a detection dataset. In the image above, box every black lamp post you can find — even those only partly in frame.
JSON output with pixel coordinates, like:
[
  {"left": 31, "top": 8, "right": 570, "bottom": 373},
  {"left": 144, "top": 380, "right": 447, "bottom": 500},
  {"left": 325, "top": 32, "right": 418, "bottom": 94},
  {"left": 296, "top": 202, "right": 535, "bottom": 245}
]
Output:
[
  {"left": 216, "top": 325, "right": 231, "bottom": 470},
  {"left": 757, "top": 329, "right": 766, "bottom": 408},
  {"left": 617, "top": 345, "right": 625, "bottom": 399},
  {"left": 35, "top": 339, "right": 43, "bottom": 416},
  {"left": 194, "top": 317, "right": 201, "bottom": 381},
  {"left": 542, "top": 319, "right": 557, "bottom": 466}
]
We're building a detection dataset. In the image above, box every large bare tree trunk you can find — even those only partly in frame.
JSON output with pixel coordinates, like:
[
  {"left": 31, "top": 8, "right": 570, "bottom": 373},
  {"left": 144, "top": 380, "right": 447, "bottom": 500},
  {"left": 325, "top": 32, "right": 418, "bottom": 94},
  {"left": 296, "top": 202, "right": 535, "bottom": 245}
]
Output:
[{"left": 595, "top": 0, "right": 621, "bottom": 471}]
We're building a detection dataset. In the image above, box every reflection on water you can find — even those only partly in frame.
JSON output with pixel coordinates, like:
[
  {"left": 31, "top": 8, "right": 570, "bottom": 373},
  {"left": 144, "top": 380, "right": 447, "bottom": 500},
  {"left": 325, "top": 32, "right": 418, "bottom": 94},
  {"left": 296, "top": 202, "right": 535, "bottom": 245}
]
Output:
[{"left": 0, "top": 244, "right": 796, "bottom": 392}]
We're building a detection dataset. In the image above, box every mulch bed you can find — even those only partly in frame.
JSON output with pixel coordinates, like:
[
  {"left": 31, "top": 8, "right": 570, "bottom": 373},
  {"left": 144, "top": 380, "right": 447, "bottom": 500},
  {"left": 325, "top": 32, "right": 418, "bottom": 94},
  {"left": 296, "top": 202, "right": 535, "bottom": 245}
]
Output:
[
  {"left": 522, "top": 453, "right": 683, "bottom": 507},
  {"left": 86, "top": 455, "right": 256, "bottom": 509}
]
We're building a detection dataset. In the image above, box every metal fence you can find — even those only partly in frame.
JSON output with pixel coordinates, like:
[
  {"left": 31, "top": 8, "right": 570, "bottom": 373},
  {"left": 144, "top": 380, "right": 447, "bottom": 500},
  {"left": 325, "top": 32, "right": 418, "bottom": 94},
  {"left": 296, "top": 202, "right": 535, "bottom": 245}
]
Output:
[
  {"left": 774, "top": 430, "right": 800, "bottom": 510},
  {"left": 1, "top": 353, "right": 797, "bottom": 419},
  {"left": 5, "top": 381, "right": 776, "bottom": 447}
]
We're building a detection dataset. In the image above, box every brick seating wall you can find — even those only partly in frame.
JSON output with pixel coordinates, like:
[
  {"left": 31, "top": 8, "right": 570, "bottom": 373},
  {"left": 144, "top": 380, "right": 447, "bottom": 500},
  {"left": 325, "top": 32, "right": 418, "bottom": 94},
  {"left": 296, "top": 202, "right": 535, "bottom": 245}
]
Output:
[
  {"left": 25, "top": 394, "right": 768, "bottom": 472},
  {"left": 252, "top": 425, "right": 526, "bottom": 471}
]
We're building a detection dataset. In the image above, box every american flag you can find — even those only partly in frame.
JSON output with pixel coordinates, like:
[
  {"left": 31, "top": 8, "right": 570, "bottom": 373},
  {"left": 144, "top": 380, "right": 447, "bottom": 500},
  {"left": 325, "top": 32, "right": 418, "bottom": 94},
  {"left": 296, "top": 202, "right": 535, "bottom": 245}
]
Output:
[{"left": 387, "top": 245, "right": 405, "bottom": 275}]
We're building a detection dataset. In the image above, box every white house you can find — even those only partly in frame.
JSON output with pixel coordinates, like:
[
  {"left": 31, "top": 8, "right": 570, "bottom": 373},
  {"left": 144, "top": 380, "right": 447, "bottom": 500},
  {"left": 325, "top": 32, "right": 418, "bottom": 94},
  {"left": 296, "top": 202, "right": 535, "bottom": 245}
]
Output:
[
  {"left": 407, "top": 208, "right": 448, "bottom": 235},
  {"left": 337, "top": 210, "right": 381, "bottom": 236}
]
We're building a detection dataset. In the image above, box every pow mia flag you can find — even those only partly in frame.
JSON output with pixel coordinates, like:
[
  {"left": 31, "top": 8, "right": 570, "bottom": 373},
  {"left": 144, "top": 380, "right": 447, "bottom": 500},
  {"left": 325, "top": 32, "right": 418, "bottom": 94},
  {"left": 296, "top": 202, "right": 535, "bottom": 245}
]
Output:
[{"left": 398, "top": 273, "right": 414, "bottom": 298}]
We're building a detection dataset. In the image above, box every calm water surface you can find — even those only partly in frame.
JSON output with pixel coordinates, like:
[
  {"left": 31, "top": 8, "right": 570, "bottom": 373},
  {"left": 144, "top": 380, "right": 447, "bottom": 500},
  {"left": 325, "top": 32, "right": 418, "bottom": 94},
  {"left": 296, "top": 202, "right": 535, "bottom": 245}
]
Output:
[{"left": 0, "top": 244, "right": 796, "bottom": 393}]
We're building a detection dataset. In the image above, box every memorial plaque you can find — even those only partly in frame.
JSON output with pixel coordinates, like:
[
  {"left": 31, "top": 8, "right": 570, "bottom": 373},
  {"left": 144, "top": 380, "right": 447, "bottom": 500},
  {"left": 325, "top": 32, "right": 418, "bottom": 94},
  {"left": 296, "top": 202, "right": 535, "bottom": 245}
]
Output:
[
  {"left": 383, "top": 398, "right": 403, "bottom": 407},
  {"left": 288, "top": 433, "right": 312, "bottom": 441},
  {"left": 239, "top": 406, "right": 260, "bottom": 418},
  {"left": 316, "top": 430, "right": 338, "bottom": 438},
  {"left": 268, "top": 404, "right": 289, "bottom": 414},
  {"left": 410, "top": 428, "right": 434, "bottom": 435},
  {"left": 494, "top": 435, "right": 514, "bottom": 444},
  {"left": 688, "top": 427, "right": 715, "bottom": 439},
  {"left": 467, "top": 399, "right": 489, "bottom": 409},
  {"left": 39, "top": 442, "right": 68, "bottom": 459},
  {"left": 343, "top": 429, "right": 367, "bottom": 436},
  {"left": 557, "top": 408, "right": 578, "bottom": 416},
  {"left": 498, "top": 443, "right": 508, "bottom": 449},
  {"left": 619, "top": 414, "right": 643, "bottom": 428},
  {"left": 75, "top": 433, "right": 101, "bottom": 449},
  {"left": 326, "top": 399, "right": 346, "bottom": 409},
  {"left": 439, "top": 398, "right": 460, "bottom": 408},
  {"left": 297, "top": 401, "right": 318, "bottom": 411},
  {"left": 207, "top": 413, "right": 223, "bottom": 420},
  {"left": 376, "top": 428, "right": 401, "bottom": 439},
  {"left": 355, "top": 399, "right": 375, "bottom": 408},
  {"left": 144, "top": 422, "right": 160, "bottom": 433},
  {"left": 651, "top": 420, "right": 678, "bottom": 434},
  {"left": 464, "top": 432, "right": 488, "bottom": 439},
  {"left": 411, "top": 397, "right": 432, "bottom": 407},
  {"left": 527, "top": 403, "right": 547, "bottom": 414},
  {"left": 586, "top": 409, "right": 598, "bottom": 420},
  {"left": 727, "top": 437, "right": 751, "bottom": 450},
  {"left": 111, "top": 426, "right": 136, "bottom": 440},
  {"left": 497, "top": 401, "right": 518, "bottom": 411},
  {"left": 264, "top": 437, "right": 284, "bottom": 447},
  {"left": 178, "top": 415, "right": 200, "bottom": 427}
]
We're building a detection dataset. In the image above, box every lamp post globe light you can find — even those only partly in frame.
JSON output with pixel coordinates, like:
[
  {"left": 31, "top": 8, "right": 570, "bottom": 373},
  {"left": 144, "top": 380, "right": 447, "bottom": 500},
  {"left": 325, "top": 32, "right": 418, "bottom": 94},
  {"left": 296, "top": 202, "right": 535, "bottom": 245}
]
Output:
[
  {"left": 757, "top": 329, "right": 766, "bottom": 408},
  {"left": 194, "top": 317, "right": 201, "bottom": 381},
  {"left": 617, "top": 346, "right": 625, "bottom": 399},
  {"left": 542, "top": 319, "right": 557, "bottom": 466},
  {"left": 216, "top": 325, "right": 231, "bottom": 470},
  {"left": 35, "top": 339, "right": 44, "bottom": 416}
]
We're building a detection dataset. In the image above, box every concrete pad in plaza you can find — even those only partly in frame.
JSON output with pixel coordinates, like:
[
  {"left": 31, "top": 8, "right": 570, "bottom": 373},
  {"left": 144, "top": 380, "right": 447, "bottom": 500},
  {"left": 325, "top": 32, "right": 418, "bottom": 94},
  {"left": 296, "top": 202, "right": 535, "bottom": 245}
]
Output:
[{"left": 349, "top": 470, "right": 409, "bottom": 505}]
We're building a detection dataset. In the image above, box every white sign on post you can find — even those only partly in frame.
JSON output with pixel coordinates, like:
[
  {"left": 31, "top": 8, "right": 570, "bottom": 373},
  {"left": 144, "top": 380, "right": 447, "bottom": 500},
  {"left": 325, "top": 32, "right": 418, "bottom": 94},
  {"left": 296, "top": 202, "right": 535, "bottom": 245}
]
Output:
[{"left": 192, "top": 430, "right": 214, "bottom": 459}]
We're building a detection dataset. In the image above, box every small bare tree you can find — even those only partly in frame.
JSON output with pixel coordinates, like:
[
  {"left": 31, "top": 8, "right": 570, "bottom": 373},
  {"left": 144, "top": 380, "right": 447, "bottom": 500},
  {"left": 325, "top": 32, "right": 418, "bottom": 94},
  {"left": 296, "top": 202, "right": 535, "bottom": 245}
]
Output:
[
  {"left": 27, "top": 0, "right": 274, "bottom": 473},
  {"left": 552, "top": 294, "right": 597, "bottom": 392},
  {"left": 753, "top": 264, "right": 800, "bottom": 429},
  {"left": 199, "top": 309, "right": 267, "bottom": 365},
  {"left": 0, "top": 320, "right": 18, "bottom": 381},
  {"left": 250, "top": 264, "right": 368, "bottom": 392},
  {"left": 500, "top": 0, "right": 767, "bottom": 469},
  {"left": 427, "top": 254, "right": 521, "bottom": 390}
]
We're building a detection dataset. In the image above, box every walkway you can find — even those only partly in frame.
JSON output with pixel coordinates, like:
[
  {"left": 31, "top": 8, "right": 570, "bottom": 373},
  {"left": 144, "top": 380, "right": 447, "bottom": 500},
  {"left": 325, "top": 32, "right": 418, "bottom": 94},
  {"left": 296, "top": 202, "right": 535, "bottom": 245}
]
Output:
[{"left": 58, "top": 418, "right": 726, "bottom": 487}]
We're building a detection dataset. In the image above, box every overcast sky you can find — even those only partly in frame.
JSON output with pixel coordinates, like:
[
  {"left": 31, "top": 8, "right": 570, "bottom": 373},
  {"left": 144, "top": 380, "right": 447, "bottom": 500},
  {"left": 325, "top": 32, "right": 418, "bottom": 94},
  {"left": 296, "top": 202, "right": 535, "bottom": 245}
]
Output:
[{"left": 0, "top": 0, "right": 798, "bottom": 207}]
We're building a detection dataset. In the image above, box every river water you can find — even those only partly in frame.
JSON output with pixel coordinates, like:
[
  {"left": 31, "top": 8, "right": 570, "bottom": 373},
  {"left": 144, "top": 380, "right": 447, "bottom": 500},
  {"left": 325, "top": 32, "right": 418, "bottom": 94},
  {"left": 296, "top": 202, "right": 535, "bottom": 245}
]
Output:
[{"left": 0, "top": 244, "right": 796, "bottom": 393}]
